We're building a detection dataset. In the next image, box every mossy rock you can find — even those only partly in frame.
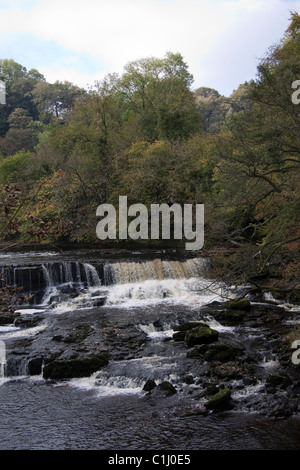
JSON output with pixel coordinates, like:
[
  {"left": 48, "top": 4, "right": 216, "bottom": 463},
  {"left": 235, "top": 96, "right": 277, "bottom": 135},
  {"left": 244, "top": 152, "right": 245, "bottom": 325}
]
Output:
[
  {"left": 204, "top": 387, "right": 232, "bottom": 410},
  {"left": 223, "top": 309, "right": 247, "bottom": 325},
  {"left": 203, "top": 343, "right": 244, "bottom": 363},
  {"left": 188, "top": 342, "right": 243, "bottom": 362},
  {"left": 184, "top": 324, "right": 219, "bottom": 347},
  {"left": 157, "top": 381, "right": 177, "bottom": 396},
  {"left": 225, "top": 297, "right": 250, "bottom": 311},
  {"left": 173, "top": 322, "right": 206, "bottom": 341},
  {"left": 43, "top": 353, "right": 109, "bottom": 379}
]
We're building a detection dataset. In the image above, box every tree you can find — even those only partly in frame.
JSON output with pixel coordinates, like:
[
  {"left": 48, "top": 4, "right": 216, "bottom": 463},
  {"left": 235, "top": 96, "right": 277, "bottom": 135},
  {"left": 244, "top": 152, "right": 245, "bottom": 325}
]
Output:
[
  {"left": 8, "top": 108, "right": 32, "bottom": 129},
  {"left": 32, "top": 81, "right": 86, "bottom": 123},
  {"left": 210, "top": 14, "right": 300, "bottom": 278},
  {"left": 0, "top": 59, "right": 45, "bottom": 136},
  {"left": 115, "top": 52, "right": 200, "bottom": 141}
]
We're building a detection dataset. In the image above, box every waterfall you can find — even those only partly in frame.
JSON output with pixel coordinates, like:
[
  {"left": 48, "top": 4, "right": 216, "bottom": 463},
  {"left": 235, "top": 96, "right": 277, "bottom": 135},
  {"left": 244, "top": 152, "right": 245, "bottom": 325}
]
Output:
[
  {"left": 40, "top": 261, "right": 101, "bottom": 306},
  {"left": 103, "top": 258, "right": 207, "bottom": 285},
  {"left": 0, "top": 265, "right": 45, "bottom": 298},
  {"left": 102, "top": 258, "right": 222, "bottom": 306},
  {"left": 42, "top": 261, "right": 101, "bottom": 289},
  {"left": 0, "top": 261, "right": 102, "bottom": 307},
  {"left": 0, "top": 257, "right": 222, "bottom": 309}
]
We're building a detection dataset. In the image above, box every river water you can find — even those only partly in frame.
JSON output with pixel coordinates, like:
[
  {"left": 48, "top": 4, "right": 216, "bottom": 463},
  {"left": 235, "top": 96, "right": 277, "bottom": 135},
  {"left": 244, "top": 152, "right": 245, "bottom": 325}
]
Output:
[{"left": 0, "top": 249, "right": 299, "bottom": 451}]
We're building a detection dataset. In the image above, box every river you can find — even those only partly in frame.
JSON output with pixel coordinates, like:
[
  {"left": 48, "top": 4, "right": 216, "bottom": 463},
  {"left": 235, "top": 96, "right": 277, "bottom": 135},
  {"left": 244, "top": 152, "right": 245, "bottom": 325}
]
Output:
[{"left": 0, "top": 249, "right": 299, "bottom": 451}]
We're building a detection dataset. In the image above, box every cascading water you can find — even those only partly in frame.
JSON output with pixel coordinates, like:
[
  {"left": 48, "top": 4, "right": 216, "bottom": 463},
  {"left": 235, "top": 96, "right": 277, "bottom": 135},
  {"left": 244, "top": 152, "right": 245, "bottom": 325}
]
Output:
[
  {"left": 38, "top": 257, "right": 226, "bottom": 310},
  {"left": 1, "top": 257, "right": 223, "bottom": 310},
  {"left": 102, "top": 258, "right": 224, "bottom": 307},
  {"left": 103, "top": 258, "right": 207, "bottom": 284},
  {"left": 0, "top": 261, "right": 103, "bottom": 309},
  {"left": 1, "top": 258, "right": 227, "bottom": 311},
  {"left": 41, "top": 261, "right": 103, "bottom": 309},
  {"left": 0, "top": 251, "right": 299, "bottom": 450}
]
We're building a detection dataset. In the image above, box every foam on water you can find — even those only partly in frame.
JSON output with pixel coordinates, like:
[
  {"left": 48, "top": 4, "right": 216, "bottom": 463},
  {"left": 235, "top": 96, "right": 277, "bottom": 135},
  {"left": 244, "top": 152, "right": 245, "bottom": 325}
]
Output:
[
  {"left": 138, "top": 323, "right": 174, "bottom": 340},
  {"left": 44, "top": 258, "right": 227, "bottom": 312},
  {"left": 104, "top": 278, "right": 225, "bottom": 308},
  {"left": 0, "top": 324, "right": 47, "bottom": 340}
]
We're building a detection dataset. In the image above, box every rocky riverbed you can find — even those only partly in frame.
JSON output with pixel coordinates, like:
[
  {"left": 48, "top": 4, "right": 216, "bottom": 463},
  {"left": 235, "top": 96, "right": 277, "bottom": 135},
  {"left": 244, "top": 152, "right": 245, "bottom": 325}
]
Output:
[{"left": 1, "top": 294, "right": 299, "bottom": 420}]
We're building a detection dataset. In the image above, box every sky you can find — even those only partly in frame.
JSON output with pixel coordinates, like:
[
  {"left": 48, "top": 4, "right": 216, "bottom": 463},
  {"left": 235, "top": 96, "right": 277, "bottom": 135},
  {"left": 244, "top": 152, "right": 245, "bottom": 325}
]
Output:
[{"left": 0, "top": 0, "right": 300, "bottom": 96}]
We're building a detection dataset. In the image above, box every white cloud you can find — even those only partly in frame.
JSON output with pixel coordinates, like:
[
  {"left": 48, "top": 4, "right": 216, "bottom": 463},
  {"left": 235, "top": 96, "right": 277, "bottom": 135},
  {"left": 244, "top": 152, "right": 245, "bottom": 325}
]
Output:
[{"left": 1, "top": 0, "right": 300, "bottom": 95}]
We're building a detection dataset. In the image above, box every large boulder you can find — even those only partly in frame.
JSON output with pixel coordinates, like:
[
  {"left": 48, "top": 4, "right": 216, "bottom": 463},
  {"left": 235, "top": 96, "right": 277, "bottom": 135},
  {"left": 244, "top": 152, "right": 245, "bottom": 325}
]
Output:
[
  {"left": 172, "top": 322, "right": 203, "bottom": 342},
  {"left": 193, "top": 343, "right": 244, "bottom": 362},
  {"left": 184, "top": 324, "right": 219, "bottom": 347},
  {"left": 225, "top": 297, "right": 250, "bottom": 310},
  {"left": 43, "top": 353, "right": 109, "bottom": 379},
  {"left": 157, "top": 381, "right": 177, "bottom": 396},
  {"left": 204, "top": 387, "right": 232, "bottom": 410}
]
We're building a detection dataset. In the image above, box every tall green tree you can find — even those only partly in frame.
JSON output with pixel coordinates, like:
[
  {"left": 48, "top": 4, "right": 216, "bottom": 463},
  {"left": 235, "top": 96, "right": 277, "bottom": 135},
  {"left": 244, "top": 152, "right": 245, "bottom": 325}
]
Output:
[
  {"left": 0, "top": 59, "right": 45, "bottom": 135},
  {"left": 32, "top": 80, "right": 85, "bottom": 123},
  {"left": 116, "top": 52, "right": 200, "bottom": 141}
]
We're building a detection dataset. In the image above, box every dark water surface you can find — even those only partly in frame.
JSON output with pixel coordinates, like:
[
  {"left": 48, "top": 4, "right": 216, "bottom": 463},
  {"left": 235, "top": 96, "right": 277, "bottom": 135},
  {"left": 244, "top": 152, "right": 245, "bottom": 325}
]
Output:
[{"left": 0, "top": 378, "right": 299, "bottom": 450}]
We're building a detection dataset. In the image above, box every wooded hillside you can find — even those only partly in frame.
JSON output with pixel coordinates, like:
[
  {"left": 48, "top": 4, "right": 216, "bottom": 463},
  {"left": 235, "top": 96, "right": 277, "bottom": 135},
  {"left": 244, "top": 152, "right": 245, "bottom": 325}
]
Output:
[{"left": 0, "top": 14, "right": 299, "bottom": 289}]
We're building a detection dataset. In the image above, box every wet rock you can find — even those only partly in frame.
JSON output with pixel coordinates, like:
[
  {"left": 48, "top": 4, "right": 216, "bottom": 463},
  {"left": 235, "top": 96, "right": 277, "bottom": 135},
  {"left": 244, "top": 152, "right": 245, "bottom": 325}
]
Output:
[
  {"left": 101, "top": 325, "right": 148, "bottom": 359},
  {"left": 59, "top": 324, "right": 94, "bottom": 344},
  {"left": 243, "top": 376, "right": 258, "bottom": 386},
  {"left": 0, "top": 312, "right": 19, "bottom": 325},
  {"left": 210, "top": 361, "right": 249, "bottom": 380},
  {"left": 204, "top": 387, "right": 232, "bottom": 410},
  {"left": 204, "top": 343, "right": 244, "bottom": 362},
  {"left": 43, "top": 353, "right": 109, "bottom": 379},
  {"left": 266, "top": 373, "right": 293, "bottom": 390},
  {"left": 197, "top": 384, "right": 220, "bottom": 398},
  {"left": 222, "top": 310, "right": 247, "bottom": 325},
  {"left": 172, "top": 322, "right": 204, "bottom": 342},
  {"left": 14, "top": 315, "right": 43, "bottom": 328},
  {"left": 183, "top": 375, "right": 195, "bottom": 384},
  {"left": 143, "top": 379, "right": 157, "bottom": 392},
  {"left": 157, "top": 381, "right": 177, "bottom": 396},
  {"left": 225, "top": 297, "right": 251, "bottom": 310},
  {"left": 184, "top": 324, "right": 219, "bottom": 347},
  {"left": 187, "top": 344, "right": 206, "bottom": 358},
  {"left": 28, "top": 356, "right": 44, "bottom": 375},
  {"left": 188, "top": 342, "right": 244, "bottom": 363},
  {"left": 92, "top": 297, "right": 106, "bottom": 307}
]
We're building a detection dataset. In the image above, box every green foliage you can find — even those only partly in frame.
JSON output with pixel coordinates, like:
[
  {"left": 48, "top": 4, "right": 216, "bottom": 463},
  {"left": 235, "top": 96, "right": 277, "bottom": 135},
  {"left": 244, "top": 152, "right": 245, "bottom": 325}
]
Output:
[
  {"left": 115, "top": 52, "right": 200, "bottom": 141},
  {"left": 0, "top": 30, "right": 299, "bottom": 284},
  {"left": 0, "top": 150, "right": 34, "bottom": 183}
]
